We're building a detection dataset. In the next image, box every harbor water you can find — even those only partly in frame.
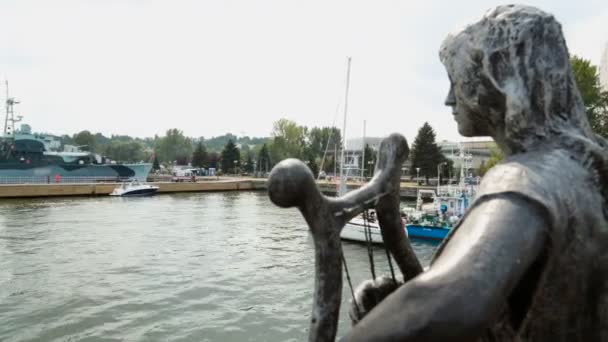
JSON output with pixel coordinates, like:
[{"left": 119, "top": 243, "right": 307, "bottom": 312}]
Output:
[{"left": 0, "top": 191, "right": 439, "bottom": 341}]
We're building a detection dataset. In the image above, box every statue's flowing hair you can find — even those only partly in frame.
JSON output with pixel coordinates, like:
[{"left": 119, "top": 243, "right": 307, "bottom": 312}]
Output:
[{"left": 440, "top": 5, "right": 608, "bottom": 217}]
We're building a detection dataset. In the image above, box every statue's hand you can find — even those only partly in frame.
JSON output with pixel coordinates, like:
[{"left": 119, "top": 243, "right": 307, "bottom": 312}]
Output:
[{"left": 349, "top": 276, "right": 403, "bottom": 325}]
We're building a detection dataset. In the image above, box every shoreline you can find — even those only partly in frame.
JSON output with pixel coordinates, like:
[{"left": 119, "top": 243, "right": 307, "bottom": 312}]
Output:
[{"left": 0, "top": 178, "right": 436, "bottom": 199}]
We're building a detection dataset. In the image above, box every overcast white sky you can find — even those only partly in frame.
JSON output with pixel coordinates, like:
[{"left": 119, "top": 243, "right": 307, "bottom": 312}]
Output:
[{"left": 1, "top": 0, "right": 607, "bottom": 143}]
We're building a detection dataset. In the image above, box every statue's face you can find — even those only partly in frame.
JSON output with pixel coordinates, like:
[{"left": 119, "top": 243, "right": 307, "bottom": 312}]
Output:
[
  {"left": 441, "top": 36, "right": 502, "bottom": 138},
  {"left": 445, "top": 79, "right": 477, "bottom": 137},
  {"left": 443, "top": 62, "right": 489, "bottom": 137}
]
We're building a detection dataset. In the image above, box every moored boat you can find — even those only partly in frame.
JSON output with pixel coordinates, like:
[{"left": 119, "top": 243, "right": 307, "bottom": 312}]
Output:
[
  {"left": 109, "top": 180, "right": 159, "bottom": 197},
  {"left": 0, "top": 83, "right": 152, "bottom": 183},
  {"left": 341, "top": 211, "right": 451, "bottom": 244}
]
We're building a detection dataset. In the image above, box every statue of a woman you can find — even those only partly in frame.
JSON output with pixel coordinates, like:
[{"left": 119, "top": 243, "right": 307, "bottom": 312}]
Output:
[{"left": 342, "top": 5, "right": 608, "bottom": 341}]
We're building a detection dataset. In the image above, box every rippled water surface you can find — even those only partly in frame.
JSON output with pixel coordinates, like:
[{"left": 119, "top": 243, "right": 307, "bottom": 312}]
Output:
[{"left": 0, "top": 191, "right": 438, "bottom": 341}]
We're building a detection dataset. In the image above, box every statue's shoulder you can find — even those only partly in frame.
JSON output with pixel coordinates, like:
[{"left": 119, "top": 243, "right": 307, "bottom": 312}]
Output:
[
  {"left": 482, "top": 149, "right": 582, "bottom": 190},
  {"left": 476, "top": 148, "right": 587, "bottom": 227}
]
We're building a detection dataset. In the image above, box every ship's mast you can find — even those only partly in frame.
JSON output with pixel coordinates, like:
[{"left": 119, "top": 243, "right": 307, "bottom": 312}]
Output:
[
  {"left": 4, "top": 80, "right": 8, "bottom": 136},
  {"left": 338, "top": 57, "right": 351, "bottom": 196},
  {"left": 3, "top": 81, "right": 22, "bottom": 139}
]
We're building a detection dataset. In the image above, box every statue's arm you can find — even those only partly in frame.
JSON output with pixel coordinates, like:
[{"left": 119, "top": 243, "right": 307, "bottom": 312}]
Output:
[{"left": 341, "top": 194, "right": 549, "bottom": 342}]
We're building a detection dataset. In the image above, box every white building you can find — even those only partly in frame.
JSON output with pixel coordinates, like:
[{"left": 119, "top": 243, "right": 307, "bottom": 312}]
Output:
[{"left": 437, "top": 139, "right": 496, "bottom": 172}]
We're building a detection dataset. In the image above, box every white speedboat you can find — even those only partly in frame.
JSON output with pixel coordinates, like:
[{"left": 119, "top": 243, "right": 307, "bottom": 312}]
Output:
[
  {"left": 110, "top": 181, "right": 159, "bottom": 197},
  {"left": 341, "top": 214, "right": 386, "bottom": 243},
  {"left": 341, "top": 211, "right": 411, "bottom": 243}
]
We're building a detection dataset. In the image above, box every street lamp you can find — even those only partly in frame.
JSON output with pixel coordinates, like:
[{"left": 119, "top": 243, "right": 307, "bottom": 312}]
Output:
[
  {"left": 233, "top": 160, "right": 238, "bottom": 176},
  {"left": 367, "top": 160, "right": 374, "bottom": 178},
  {"left": 416, "top": 167, "right": 420, "bottom": 185}
]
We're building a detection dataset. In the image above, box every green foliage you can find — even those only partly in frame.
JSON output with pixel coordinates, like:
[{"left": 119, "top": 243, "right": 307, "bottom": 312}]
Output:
[
  {"left": 204, "top": 133, "right": 237, "bottom": 152},
  {"left": 322, "top": 155, "right": 337, "bottom": 174},
  {"left": 103, "top": 140, "right": 146, "bottom": 162},
  {"left": 306, "top": 154, "right": 319, "bottom": 178},
  {"left": 191, "top": 141, "right": 208, "bottom": 168},
  {"left": 244, "top": 154, "right": 254, "bottom": 173},
  {"left": 269, "top": 119, "right": 307, "bottom": 162},
  {"left": 363, "top": 144, "right": 376, "bottom": 178},
  {"left": 220, "top": 139, "right": 240, "bottom": 174},
  {"left": 571, "top": 56, "right": 608, "bottom": 137},
  {"left": 307, "top": 126, "right": 342, "bottom": 161},
  {"left": 409, "top": 122, "right": 444, "bottom": 181},
  {"left": 207, "top": 152, "right": 220, "bottom": 169},
  {"left": 152, "top": 154, "right": 160, "bottom": 171},
  {"left": 73, "top": 130, "right": 96, "bottom": 151},
  {"left": 58, "top": 134, "right": 73, "bottom": 148},
  {"left": 479, "top": 146, "right": 505, "bottom": 176},
  {"left": 257, "top": 143, "right": 271, "bottom": 173},
  {"left": 204, "top": 133, "right": 270, "bottom": 153},
  {"left": 155, "top": 128, "right": 193, "bottom": 164}
]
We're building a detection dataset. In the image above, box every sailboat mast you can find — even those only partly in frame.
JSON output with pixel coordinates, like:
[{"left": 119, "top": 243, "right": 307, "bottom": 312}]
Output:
[{"left": 339, "top": 57, "right": 351, "bottom": 194}]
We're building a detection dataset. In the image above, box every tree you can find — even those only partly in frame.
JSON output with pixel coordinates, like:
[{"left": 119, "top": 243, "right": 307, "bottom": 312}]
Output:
[
  {"left": 103, "top": 140, "right": 145, "bottom": 162},
  {"left": 323, "top": 155, "right": 337, "bottom": 174},
  {"left": 571, "top": 56, "right": 608, "bottom": 138},
  {"left": 244, "top": 154, "right": 254, "bottom": 173},
  {"left": 307, "top": 126, "right": 342, "bottom": 160},
  {"left": 73, "top": 130, "right": 96, "bottom": 151},
  {"left": 155, "top": 128, "right": 193, "bottom": 163},
  {"left": 152, "top": 154, "right": 160, "bottom": 171},
  {"left": 191, "top": 141, "right": 208, "bottom": 168},
  {"left": 302, "top": 146, "right": 320, "bottom": 178},
  {"left": 220, "top": 139, "right": 240, "bottom": 174},
  {"left": 362, "top": 144, "right": 376, "bottom": 178},
  {"left": 409, "top": 122, "right": 443, "bottom": 183},
  {"left": 207, "top": 152, "right": 220, "bottom": 169},
  {"left": 479, "top": 146, "right": 505, "bottom": 176},
  {"left": 257, "top": 143, "right": 271, "bottom": 173},
  {"left": 269, "top": 119, "right": 307, "bottom": 162}
]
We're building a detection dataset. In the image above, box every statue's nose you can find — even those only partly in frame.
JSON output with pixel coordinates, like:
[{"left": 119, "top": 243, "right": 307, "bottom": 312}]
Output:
[{"left": 445, "top": 86, "right": 456, "bottom": 107}]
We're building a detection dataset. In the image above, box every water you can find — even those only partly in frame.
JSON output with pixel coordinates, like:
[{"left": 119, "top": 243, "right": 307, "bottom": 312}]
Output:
[{"left": 0, "top": 191, "right": 439, "bottom": 341}]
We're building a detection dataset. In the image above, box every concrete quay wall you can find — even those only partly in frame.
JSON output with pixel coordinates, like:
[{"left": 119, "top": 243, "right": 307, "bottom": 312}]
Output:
[
  {"left": 0, "top": 178, "right": 429, "bottom": 199},
  {"left": 0, "top": 179, "right": 267, "bottom": 198},
  {"left": 316, "top": 182, "right": 434, "bottom": 199}
]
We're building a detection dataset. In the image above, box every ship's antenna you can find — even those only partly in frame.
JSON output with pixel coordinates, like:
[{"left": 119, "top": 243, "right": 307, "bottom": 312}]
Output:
[
  {"left": 3, "top": 81, "right": 21, "bottom": 139},
  {"left": 4, "top": 80, "right": 8, "bottom": 136}
]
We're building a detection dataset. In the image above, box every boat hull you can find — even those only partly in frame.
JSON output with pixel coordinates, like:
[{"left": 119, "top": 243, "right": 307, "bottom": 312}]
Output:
[
  {"left": 341, "top": 221, "right": 385, "bottom": 243},
  {"left": 0, "top": 163, "right": 152, "bottom": 182},
  {"left": 111, "top": 188, "right": 158, "bottom": 197},
  {"left": 406, "top": 224, "right": 450, "bottom": 241},
  {"left": 341, "top": 221, "right": 450, "bottom": 243}
]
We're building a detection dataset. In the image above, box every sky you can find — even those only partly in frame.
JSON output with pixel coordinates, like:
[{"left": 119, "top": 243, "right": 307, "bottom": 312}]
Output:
[{"left": 1, "top": 0, "right": 608, "bottom": 144}]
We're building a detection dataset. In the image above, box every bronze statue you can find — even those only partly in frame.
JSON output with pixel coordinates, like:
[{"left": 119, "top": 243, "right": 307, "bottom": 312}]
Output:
[{"left": 269, "top": 4, "right": 608, "bottom": 341}]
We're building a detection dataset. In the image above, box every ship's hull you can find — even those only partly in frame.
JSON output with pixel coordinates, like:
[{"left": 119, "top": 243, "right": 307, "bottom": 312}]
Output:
[{"left": 0, "top": 163, "right": 152, "bottom": 183}]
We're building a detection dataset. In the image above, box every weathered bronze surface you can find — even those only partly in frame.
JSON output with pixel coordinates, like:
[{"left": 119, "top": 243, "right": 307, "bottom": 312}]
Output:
[{"left": 269, "top": 5, "right": 608, "bottom": 341}]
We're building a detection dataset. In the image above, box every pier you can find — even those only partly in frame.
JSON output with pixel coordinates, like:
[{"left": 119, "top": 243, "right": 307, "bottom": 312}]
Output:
[{"left": 0, "top": 177, "right": 435, "bottom": 199}]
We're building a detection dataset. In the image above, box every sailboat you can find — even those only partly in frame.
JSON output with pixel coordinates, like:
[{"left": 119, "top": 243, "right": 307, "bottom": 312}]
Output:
[
  {"left": 333, "top": 57, "right": 390, "bottom": 243},
  {"left": 335, "top": 60, "right": 454, "bottom": 243}
]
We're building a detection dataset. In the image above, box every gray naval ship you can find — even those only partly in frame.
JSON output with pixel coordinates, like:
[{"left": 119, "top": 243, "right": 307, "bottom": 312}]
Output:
[{"left": 0, "top": 86, "right": 151, "bottom": 183}]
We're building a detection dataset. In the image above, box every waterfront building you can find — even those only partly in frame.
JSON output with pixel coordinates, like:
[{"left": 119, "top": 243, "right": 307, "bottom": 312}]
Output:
[
  {"left": 438, "top": 139, "right": 496, "bottom": 175},
  {"left": 342, "top": 137, "right": 384, "bottom": 175},
  {"left": 344, "top": 137, "right": 495, "bottom": 177}
]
